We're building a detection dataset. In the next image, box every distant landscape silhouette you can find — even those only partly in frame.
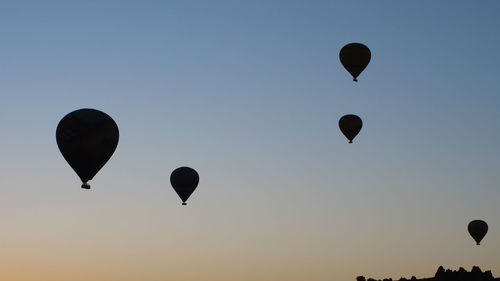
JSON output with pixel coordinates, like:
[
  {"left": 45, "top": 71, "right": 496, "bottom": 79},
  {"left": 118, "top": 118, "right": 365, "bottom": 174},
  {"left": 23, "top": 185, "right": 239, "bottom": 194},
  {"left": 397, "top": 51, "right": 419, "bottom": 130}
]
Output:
[{"left": 356, "top": 266, "right": 499, "bottom": 281}]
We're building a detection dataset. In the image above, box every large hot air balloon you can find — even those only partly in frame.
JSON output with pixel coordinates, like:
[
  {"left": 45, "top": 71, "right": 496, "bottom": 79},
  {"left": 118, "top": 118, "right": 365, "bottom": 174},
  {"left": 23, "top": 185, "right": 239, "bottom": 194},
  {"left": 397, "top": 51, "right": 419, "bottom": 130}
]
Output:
[
  {"left": 339, "top": 43, "right": 371, "bottom": 82},
  {"left": 171, "top": 167, "right": 199, "bottom": 205},
  {"left": 339, "top": 114, "right": 362, "bottom": 143},
  {"left": 468, "top": 220, "right": 488, "bottom": 245},
  {"left": 56, "top": 108, "right": 119, "bottom": 189}
]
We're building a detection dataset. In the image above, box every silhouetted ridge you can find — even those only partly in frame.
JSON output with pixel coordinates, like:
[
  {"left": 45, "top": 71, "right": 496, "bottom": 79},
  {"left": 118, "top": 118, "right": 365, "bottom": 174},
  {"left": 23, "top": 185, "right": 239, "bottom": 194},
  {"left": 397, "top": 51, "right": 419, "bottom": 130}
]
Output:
[{"left": 356, "top": 266, "right": 499, "bottom": 281}]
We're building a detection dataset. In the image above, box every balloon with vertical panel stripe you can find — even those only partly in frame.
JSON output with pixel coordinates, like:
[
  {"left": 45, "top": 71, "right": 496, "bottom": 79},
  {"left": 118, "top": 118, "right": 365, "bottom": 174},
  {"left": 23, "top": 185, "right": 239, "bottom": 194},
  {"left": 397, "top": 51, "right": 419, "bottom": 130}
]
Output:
[
  {"left": 339, "top": 43, "right": 371, "bottom": 82},
  {"left": 171, "top": 167, "right": 199, "bottom": 205},
  {"left": 468, "top": 220, "right": 488, "bottom": 245},
  {"left": 56, "top": 108, "right": 119, "bottom": 189},
  {"left": 339, "top": 114, "right": 362, "bottom": 143}
]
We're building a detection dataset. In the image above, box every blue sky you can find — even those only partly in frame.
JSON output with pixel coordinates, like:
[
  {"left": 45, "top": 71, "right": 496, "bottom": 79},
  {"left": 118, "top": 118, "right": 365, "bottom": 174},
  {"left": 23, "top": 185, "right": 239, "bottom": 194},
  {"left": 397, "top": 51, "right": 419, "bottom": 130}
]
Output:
[{"left": 1, "top": 1, "right": 500, "bottom": 280}]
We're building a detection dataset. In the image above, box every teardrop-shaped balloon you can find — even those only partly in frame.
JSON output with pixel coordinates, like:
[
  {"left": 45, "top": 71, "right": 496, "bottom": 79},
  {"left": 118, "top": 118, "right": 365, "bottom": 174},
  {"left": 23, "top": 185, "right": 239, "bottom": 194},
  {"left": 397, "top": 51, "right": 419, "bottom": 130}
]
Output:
[
  {"left": 56, "top": 108, "right": 119, "bottom": 189},
  {"left": 171, "top": 167, "right": 199, "bottom": 205},
  {"left": 339, "top": 114, "right": 362, "bottom": 143},
  {"left": 339, "top": 43, "right": 371, "bottom": 82},
  {"left": 468, "top": 220, "right": 488, "bottom": 245}
]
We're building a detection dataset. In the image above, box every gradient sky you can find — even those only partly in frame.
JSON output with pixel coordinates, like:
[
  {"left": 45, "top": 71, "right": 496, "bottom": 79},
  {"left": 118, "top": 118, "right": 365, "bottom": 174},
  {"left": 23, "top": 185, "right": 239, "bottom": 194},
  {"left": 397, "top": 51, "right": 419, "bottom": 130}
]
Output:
[{"left": 1, "top": 1, "right": 500, "bottom": 281}]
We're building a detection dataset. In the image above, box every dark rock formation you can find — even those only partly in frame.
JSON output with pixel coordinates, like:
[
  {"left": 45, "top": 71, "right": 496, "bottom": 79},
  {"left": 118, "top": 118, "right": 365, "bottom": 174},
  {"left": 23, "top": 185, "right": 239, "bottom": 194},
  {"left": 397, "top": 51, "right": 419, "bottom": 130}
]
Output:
[{"left": 356, "top": 266, "right": 499, "bottom": 281}]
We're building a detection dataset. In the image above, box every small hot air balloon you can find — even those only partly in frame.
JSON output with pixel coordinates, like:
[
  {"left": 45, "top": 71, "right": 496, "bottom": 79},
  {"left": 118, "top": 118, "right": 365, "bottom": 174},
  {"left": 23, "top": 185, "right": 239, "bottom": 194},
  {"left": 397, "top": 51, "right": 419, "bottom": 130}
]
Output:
[
  {"left": 339, "top": 43, "right": 371, "bottom": 82},
  {"left": 468, "top": 220, "right": 488, "bottom": 245},
  {"left": 56, "top": 108, "right": 119, "bottom": 189},
  {"left": 171, "top": 167, "right": 199, "bottom": 205},
  {"left": 339, "top": 114, "right": 362, "bottom": 143}
]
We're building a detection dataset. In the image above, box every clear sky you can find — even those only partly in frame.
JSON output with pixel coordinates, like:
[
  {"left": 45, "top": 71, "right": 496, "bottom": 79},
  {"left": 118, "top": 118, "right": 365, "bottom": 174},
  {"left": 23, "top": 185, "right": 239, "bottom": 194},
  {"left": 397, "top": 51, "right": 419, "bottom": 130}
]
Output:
[{"left": 1, "top": 1, "right": 500, "bottom": 281}]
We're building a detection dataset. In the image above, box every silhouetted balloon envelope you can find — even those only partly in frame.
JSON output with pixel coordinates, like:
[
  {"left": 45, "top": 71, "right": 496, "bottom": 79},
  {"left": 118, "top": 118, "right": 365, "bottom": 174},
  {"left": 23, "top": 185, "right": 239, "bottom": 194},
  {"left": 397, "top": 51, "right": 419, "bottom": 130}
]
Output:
[
  {"left": 468, "top": 220, "right": 488, "bottom": 245},
  {"left": 56, "top": 108, "right": 119, "bottom": 189},
  {"left": 339, "top": 43, "right": 371, "bottom": 82},
  {"left": 170, "top": 167, "right": 199, "bottom": 205},
  {"left": 339, "top": 114, "right": 362, "bottom": 143}
]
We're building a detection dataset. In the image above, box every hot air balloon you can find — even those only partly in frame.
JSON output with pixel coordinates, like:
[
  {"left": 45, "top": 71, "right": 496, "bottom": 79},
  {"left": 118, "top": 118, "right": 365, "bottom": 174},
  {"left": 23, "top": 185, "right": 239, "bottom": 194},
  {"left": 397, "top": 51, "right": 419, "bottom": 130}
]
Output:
[
  {"left": 468, "top": 220, "right": 488, "bottom": 245},
  {"left": 56, "top": 108, "right": 119, "bottom": 189},
  {"left": 339, "top": 43, "right": 371, "bottom": 82},
  {"left": 339, "top": 114, "right": 362, "bottom": 143},
  {"left": 171, "top": 167, "right": 199, "bottom": 205}
]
